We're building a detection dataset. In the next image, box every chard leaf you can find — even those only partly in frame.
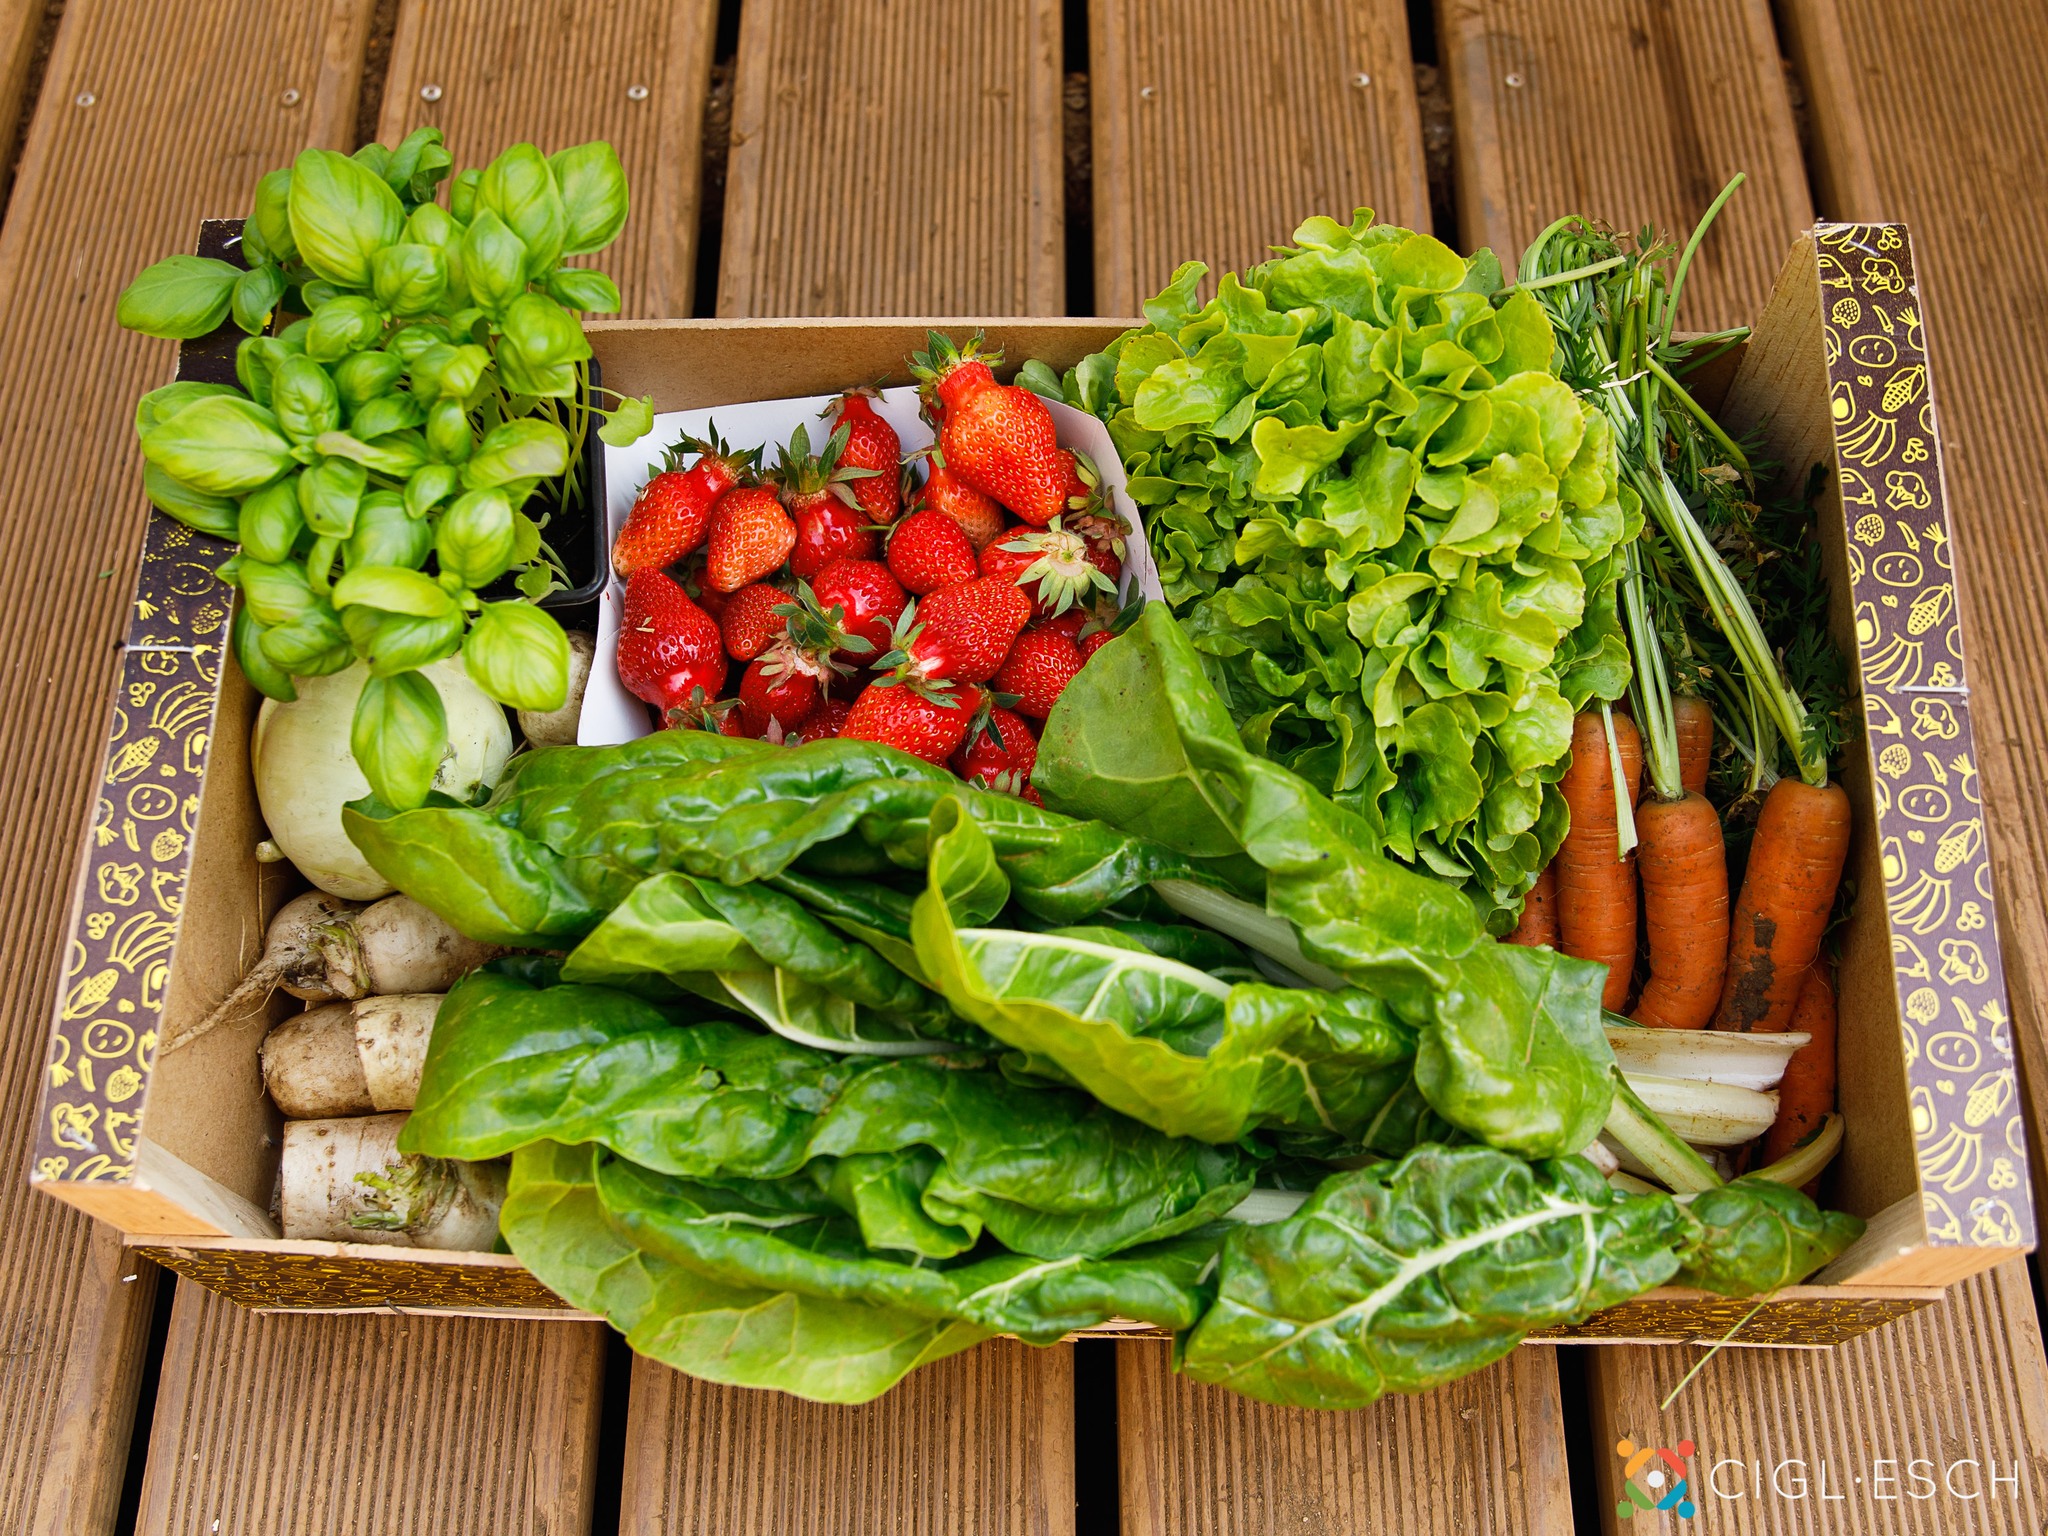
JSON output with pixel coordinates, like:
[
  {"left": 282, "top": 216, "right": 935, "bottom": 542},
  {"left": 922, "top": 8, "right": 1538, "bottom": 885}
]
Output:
[{"left": 1676, "top": 1176, "right": 1864, "bottom": 1295}]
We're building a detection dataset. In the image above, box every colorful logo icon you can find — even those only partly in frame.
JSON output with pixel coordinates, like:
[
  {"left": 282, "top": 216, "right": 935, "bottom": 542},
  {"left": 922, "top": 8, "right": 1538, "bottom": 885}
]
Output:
[{"left": 1615, "top": 1437, "right": 1697, "bottom": 1520}]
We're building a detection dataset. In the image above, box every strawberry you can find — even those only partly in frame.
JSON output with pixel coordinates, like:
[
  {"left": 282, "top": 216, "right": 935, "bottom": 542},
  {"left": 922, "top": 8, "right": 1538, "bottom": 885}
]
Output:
[
  {"left": 738, "top": 641, "right": 826, "bottom": 738},
  {"left": 978, "top": 518, "right": 1119, "bottom": 618},
  {"left": 910, "top": 447, "right": 1007, "bottom": 549},
  {"left": 840, "top": 680, "right": 982, "bottom": 764},
  {"left": 881, "top": 579, "right": 1031, "bottom": 688},
  {"left": 810, "top": 558, "right": 906, "bottom": 660},
  {"left": 953, "top": 704, "right": 1038, "bottom": 797},
  {"left": 994, "top": 622, "right": 1083, "bottom": 719},
  {"left": 885, "top": 507, "right": 980, "bottom": 595},
  {"left": 612, "top": 431, "right": 753, "bottom": 576},
  {"left": 720, "top": 582, "right": 790, "bottom": 661},
  {"left": 910, "top": 331, "right": 1067, "bottom": 525},
  {"left": 671, "top": 691, "right": 746, "bottom": 736},
  {"left": 617, "top": 568, "right": 728, "bottom": 713},
  {"left": 1079, "top": 628, "right": 1116, "bottom": 662},
  {"left": 704, "top": 483, "right": 796, "bottom": 593},
  {"left": 809, "top": 697, "right": 853, "bottom": 739},
  {"left": 777, "top": 422, "right": 881, "bottom": 579},
  {"left": 828, "top": 387, "right": 904, "bottom": 523}
]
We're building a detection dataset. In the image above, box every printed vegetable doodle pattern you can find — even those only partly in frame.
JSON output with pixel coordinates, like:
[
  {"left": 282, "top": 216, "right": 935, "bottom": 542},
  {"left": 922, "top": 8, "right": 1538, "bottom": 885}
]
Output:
[{"left": 1820, "top": 223, "right": 2031, "bottom": 1252}]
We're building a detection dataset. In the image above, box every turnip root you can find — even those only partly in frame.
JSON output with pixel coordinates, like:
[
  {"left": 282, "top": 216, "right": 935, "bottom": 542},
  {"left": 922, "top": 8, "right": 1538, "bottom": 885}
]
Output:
[
  {"left": 516, "top": 629, "right": 594, "bottom": 745},
  {"left": 261, "top": 993, "right": 442, "bottom": 1117},
  {"left": 261, "top": 1004, "right": 372, "bottom": 1118},
  {"left": 280, "top": 1113, "right": 505, "bottom": 1249},
  {"left": 169, "top": 891, "right": 496, "bottom": 1053}
]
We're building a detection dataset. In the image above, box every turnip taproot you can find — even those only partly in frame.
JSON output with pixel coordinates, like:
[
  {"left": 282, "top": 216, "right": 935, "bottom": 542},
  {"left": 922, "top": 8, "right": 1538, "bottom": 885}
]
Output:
[
  {"left": 170, "top": 892, "right": 495, "bottom": 1053},
  {"left": 253, "top": 658, "right": 512, "bottom": 899},
  {"left": 515, "top": 629, "right": 594, "bottom": 745},
  {"left": 280, "top": 1113, "right": 505, "bottom": 1249},
  {"left": 261, "top": 992, "right": 442, "bottom": 1117}
]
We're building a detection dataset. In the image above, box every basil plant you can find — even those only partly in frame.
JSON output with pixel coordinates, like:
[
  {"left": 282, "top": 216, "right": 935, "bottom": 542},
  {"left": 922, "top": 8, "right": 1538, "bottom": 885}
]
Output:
[{"left": 116, "top": 129, "right": 655, "bottom": 808}]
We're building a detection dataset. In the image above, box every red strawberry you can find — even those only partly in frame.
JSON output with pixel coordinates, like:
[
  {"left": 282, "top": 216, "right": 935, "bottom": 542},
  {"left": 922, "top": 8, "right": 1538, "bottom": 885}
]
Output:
[
  {"left": 777, "top": 422, "right": 881, "bottom": 578},
  {"left": 720, "top": 582, "right": 790, "bottom": 661},
  {"left": 704, "top": 484, "right": 796, "bottom": 593},
  {"left": 612, "top": 432, "right": 753, "bottom": 576},
  {"left": 911, "top": 448, "right": 1007, "bottom": 550},
  {"left": 978, "top": 518, "right": 1119, "bottom": 618},
  {"left": 810, "top": 558, "right": 906, "bottom": 660},
  {"left": 840, "top": 680, "right": 982, "bottom": 764},
  {"left": 953, "top": 704, "right": 1038, "bottom": 796},
  {"left": 828, "top": 388, "right": 904, "bottom": 523},
  {"left": 1036, "top": 608, "right": 1089, "bottom": 640},
  {"left": 810, "top": 697, "right": 853, "bottom": 739},
  {"left": 885, "top": 507, "right": 980, "bottom": 595},
  {"left": 617, "top": 568, "right": 728, "bottom": 713},
  {"left": 738, "top": 642, "right": 826, "bottom": 738},
  {"left": 1079, "top": 628, "right": 1116, "bottom": 662},
  {"left": 882, "top": 579, "right": 1031, "bottom": 688},
  {"left": 671, "top": 691, "right": 746, "bottom": 735},
  {"left": 910, "top": 331, "right": 1067, "bottom": 524},
  {"left": 994, "top": 623, "right": 1083, "bottom": 719}
]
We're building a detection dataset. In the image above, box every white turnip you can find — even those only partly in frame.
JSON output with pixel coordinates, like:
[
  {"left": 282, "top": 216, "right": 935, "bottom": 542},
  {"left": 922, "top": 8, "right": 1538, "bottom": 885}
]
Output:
[
  {"left": 515, "top": 629, "right": 594, "bottom": 745},
  {"left": 261, "top": 992, "right": 442, "bottom": 1117},
  {"left": 280, "top": 1113, "right": 504, "bottom": 1249}
]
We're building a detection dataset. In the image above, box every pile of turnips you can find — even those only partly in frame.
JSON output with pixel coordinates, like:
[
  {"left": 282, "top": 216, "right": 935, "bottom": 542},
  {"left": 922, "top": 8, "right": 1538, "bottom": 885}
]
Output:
[{"left": 610, "top": 333, "right": 1134, "bottom": 799}]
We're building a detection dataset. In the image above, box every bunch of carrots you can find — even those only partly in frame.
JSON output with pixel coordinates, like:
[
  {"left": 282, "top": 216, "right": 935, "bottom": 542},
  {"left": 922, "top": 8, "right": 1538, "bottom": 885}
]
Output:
[{"left": 1510, "top": 181, "right": 1854, "bottom": 1178}]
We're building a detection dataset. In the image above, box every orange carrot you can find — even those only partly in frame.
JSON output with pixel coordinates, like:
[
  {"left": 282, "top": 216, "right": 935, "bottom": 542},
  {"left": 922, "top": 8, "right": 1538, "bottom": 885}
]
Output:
[
  {"left": 1761, "top": 964, "right": 1837, "bottom": 1168},
  {"left": 1507, "top": 864, "right": 1559, "bottom": 948},
  {"left": 1628, "top": 791, "right": 1729, "bottom": 1029},
  {"left": 1555, "top": 711, "right": 1643, "bottom": 1011},
  {"left": 1713, "top": 778, "right": 1852, "bottom": 1033},
  {"left": 1674, "top": 695, "right": 1715, "bottom": 796}
]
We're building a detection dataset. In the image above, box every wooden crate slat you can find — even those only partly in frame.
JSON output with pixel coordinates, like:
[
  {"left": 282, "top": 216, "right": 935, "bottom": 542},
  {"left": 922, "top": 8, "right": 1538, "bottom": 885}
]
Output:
[
  {"left": 1590, "top": 1263, "right": 2048, "bottom": 1533},
  {"left": 0, "top": 3, "right": 374, "bottom": 1530},
  {"left": 1436, "top": 0, "right": 1809, "bottom": 328},
  {"left": 716, "top": 0, "right": 1064, "bottom": 317},
  {"left": 1781, "top": 0, "right": 2048, "bottom": 1240},
  {"left": 378, "top": 0, "right": 721, "bottom": 317},
  {"left": 1117, "top": 1343, "right": 1571, "bottom": 1535},
  {"left": 135, "top": 1289, "right": 604, "bottom": 1535},
  {"left": 619, "top": 1341, "right": 1074, "bottom": 1536},
  {"left": 0, "top": 0, "right": 43, "bottom": 188},
  {"left": 1090, "top": 0, "right": 1430, "bottom": 316}
]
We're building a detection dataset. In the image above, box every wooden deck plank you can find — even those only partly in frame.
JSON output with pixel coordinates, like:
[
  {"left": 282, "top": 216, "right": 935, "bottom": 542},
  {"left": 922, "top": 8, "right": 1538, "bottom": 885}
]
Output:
[
  {"left": 715, "top": 0, "right": 1064, "bottom": 317},
  {"left": 376, "top": 0, "right": 720, "bottom": 316},
  {"left": 1089, "top": 0, "right": 1431, "bottom": 316},
  {"left": 1780, "top": 0, "right": 2048, "bottom": 1249},
  {"left": 1589, "top": 1263, "right": 2048, "bottom": 1533},
  {"left": 620, "top": 1341, "right": 1074, "bottom": 1536},
  {"left": 1436, "top": 0, "right": 1810, "bottom": 328},
  {"left": 1117, "top": 1343, "right": 1571, "bottom": 1536},
  {"left": 0, "top": 3, "right": 377, "bottom": 1531},
  {"left": 136, "top": 1291, "right": 604, "bottom": 1536},
  {"left": 0, "top": 0, "right": 43, "bottom": 189}
]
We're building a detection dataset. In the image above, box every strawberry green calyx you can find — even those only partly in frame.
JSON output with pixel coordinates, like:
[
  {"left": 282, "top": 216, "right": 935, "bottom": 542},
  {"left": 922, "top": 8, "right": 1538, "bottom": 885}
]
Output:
[
  {"left": 773, "top": 420, "right": 880, "bottom": 510},
  {"left": 770, "top": 582, "right": 867, "bottom": 675},
  {"left": 910, "top": 329, "right": 1005, "bottom": 415},
  {"left": 995, "top": 519, "right": 1117, "bottom": 616}
]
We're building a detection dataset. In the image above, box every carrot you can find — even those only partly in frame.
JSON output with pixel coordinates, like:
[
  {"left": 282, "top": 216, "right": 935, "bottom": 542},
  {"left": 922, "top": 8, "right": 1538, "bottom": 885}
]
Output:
[
  {"left": 1761, "top": 964, "right": 1837, "bottom": 1169},
  {"left": 1628, "top": 791, "right": 1729, "bottom": 1029},
  {"left": 1507, "top": 864, "right": 1559, "bottom": 947},
  {"left": 1712, "top": 778, "right": 1852, "bottom": 1033},
  {"left": 1555, "top": 711, "right": 1643, "bottom": 1010},
  {"left": 1674, "top": 694, "right": 1715, "bottom": 796}
]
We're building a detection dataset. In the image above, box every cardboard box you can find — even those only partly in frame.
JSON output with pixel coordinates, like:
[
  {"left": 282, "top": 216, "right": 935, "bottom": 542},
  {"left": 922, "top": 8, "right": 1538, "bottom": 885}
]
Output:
[{"left": 29, "top": 222, "right": 2030, "bottom": 1347}]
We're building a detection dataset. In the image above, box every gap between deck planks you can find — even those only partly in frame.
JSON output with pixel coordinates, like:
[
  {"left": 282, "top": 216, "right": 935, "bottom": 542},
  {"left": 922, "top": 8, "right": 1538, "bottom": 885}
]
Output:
[
  {"left": 1089, "top": 0, "right": 1431, "bottom": 316},
  {"left": 1439, "top": 5, "right": 2048, "bottom": 1531},
  {"left": 0, "top": 3, "right": 381, "bottom": 1531}
]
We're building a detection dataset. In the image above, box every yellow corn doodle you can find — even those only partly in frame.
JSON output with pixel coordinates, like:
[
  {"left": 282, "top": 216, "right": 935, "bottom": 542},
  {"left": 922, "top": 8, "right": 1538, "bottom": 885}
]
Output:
[
  {"left": 61, "top": 968, "right": 118, "bottom": 1019},
  {"left": 105, "top": 733, "right": 160, "bottom": 784},
  {"left": 1918, "top": 1125, "right": 1983, "bottom": 1194},
  {"left": 1935, "top": 817, "right": 1982, "bottom": 873},
  {"left": 1908, "top": 697, "right": 1958, "bottom": 740},
  {"left": 1881, "top": 362, "right": 1927, "bottom": 413},
  {"left": 1963, "top": 1070, "right": 2014, "bottom": 1130},
  {"left": 1937, "top": 938, "right": 1990, "bottom": 986},
  {"left": 1906, "top": 582, "right": 1953, "bottom": 637},
  {"left": 49, "top": 1101, "right": 99, "bottom": 1151}
]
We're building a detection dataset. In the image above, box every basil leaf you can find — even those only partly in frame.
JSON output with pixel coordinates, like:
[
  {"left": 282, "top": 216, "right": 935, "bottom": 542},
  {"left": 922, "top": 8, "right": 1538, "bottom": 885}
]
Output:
[
  {"left": 340, "top": 603, "right": 464, "bottom": 676},
  {"left": 409, "top": 342, "right": 490, "bottom": 403},
  {"left": 383, "top": 125, "right": 451, "bottom": 203},
  {"left": 116, "top": 254, "right": 240, "bottom": 339},
  {"left": 231, "top": 603, "right": 297, "bottom": 701},
  {"left": 235, "top": 337, "right": 276, "bottom": 405},
  {"left": 141, "top": 396, "right": 295, "bottom": 494},
  {"left": 143, "top": 463, "right": 240, "bottom": 538},
  {"left": 251, "top": 167, "right": 297, "bottom": 262},
  {"left": 425, "top": 398, "right": 473, "bottom": 463},
  {"left": 449, "top": 167, "right": 482, "bottom": 223},
  {"left": 304, "top": 295, "right": 385, "bottom": 362},
  {"left": 258, "top": 604, "right": 354, "bottom": 676},
  {"left": 332, "top": 350, "right": 406, "bottom": 410},
  {"left": 462, "top": 418, "right": 568, "bottom": 489},
  {"left": 344, "top": 491, "right": 432, "bottom": 570},
  {"left": 332, "top": 563, "right": 460, "bottom": 618},
  {"left": 463, "top": 600, "right": 570, "bottom": 710},
  {"left": 549, "top": 141, "right": 630, "bottom": 255},
  {"left": 386, "top": 322, "right": 453, "bottom": 366},
  {"left": 436, "top": 488, "right": 518, "bottom": 586},
  {"left": 238, "top": 557, "right": 317, "bottom": 627},
  {"left": 288, "top": 147, "right": 405, "bottom": 287},
  {"left": 461, "top": 209, "right": 529, "bottom": 315},
  {"left": 404, "top": 200, "right": 461, "bottom": 251},
  {"left": 500, "top": 290, "right": 590, "bottom": 370},
  {"left": 598, "top": 393, "right": 654, "bottom": 447},
  {"left": 238, "top": 477, "right": 305, "bottom": 563},
  {"left": 370, "top": 242, "right": 448, "bottom": 316},
  {"left": 133, "top": 381, "right": 236, "bottom": 439},
  {"left": 295, "top": 454, "right": 367, "bottom": 537},
  {"left": 230, "top": 263, "right": 289, "bottom": 336},
  {"left": 478, "top": 142, "right": 566, "bottom": 276},
  {"left": 313, "top": 428, "right": 427, "bottom": 477},
  {"left": 544, "top": 266, "right": 621, "bottom": 313},
  {"left": 349, "top": 392, "right": 425, "bottom": 439},
  {"left": 270, "top": 354, "right": 341, "bottom": 442},
  {"left": 351, "top": 669, "right": 449, "bottom": 809},
  {"left": 404, "top": 462, "right": 460, "bottom": 519}
]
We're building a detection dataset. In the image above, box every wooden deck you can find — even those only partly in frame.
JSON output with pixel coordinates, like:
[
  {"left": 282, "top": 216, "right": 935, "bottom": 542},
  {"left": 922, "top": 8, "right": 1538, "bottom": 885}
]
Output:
[{"left": 1, "top": 0, "right": 2045, "bottom": 1530}]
